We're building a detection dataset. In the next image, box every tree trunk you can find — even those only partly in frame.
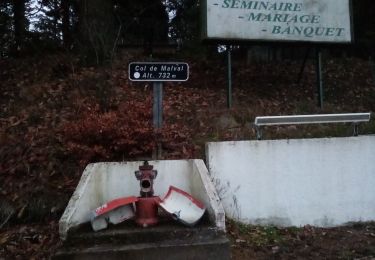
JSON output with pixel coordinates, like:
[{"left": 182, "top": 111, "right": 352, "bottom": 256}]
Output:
[
  {"left": 61, "top": 0, "right": 71, "bottom": 48},
  {"left": 78, "top": 0, "right": 115, "bottom": 65},
  {"left": 12, "top": 0, "right": 27, "bottom": 51}
]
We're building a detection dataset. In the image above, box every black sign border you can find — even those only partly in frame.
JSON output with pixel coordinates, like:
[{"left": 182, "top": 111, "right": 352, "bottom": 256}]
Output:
[{"left": 128, "top": 62, "right": 190, "bottom": 82}]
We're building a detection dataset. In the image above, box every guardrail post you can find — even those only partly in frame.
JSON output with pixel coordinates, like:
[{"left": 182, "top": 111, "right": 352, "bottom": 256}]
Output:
[
  {"left": 353, "top": 123, "right": 359, "bottom": 136},
  {"left": 255, "top": 126, "right": 262, "bottom": 140}
]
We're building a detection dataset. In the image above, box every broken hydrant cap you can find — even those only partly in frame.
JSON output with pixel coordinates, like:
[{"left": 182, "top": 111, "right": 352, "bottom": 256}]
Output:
[
  {"left": 91, "top": 196, "right": 138, "bottom": 231},
  {"left": 158, "top": 186, "right": 206, "bottom": 226}
]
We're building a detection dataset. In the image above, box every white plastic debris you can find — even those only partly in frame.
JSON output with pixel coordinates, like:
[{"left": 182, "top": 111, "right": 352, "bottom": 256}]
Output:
[
  {"left": 91, "top": 196, "right": 138, "bottom": 231},
  {"left": 158, "top": 186, "right": 206, "bottom": 226}
]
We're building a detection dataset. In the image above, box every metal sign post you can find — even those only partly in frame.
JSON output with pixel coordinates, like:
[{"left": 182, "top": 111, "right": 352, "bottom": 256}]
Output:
[
  {"left": 315, "top": 48, "right": 324, "bottom": 109},
  {"left": 153, "top": 82, "right": 163, "bottom": 129},
  {"left": 128, "top": 62, "right": 189, "bottom": 159},
  {"left": 227, "top": 45, "right": 232, "bottom": 109},
  {"left": 153, "top": 82, "right": 163, "bottom": 158}
]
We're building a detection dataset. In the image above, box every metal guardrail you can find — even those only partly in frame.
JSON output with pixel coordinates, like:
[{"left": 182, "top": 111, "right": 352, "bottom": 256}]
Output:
[{"left": 254, "top": 113, "right": 371, "bottom": 140}]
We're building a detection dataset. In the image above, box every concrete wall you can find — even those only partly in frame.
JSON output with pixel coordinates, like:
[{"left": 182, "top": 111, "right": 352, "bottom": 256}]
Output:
[
  {"left": 59, "top": 160, "right": 225, "bottom": 240},
  {"left": 206, "top": 136, "right": 375, "bottom": 227}
]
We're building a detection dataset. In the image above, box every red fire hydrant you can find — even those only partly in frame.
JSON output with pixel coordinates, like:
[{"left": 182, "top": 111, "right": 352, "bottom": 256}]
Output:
[{"left": 134, "top": 161, "right": 160, "bottom": 227}]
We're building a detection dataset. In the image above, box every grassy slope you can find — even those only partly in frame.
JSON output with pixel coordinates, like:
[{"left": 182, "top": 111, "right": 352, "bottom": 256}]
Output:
[{"left": 0, "top": 52, "right": 374, "bottom": 258}]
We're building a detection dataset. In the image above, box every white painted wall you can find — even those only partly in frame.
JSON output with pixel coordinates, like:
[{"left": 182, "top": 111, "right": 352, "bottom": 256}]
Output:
[
  {"left": 206, "top": 136, "right": 375, "bottom": 227},
  {"left": 59, "top": 160, "right": 225, "bottom": 240}
]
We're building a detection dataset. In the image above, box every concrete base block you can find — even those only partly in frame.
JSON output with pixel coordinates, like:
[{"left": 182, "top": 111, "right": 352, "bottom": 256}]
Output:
[
  {"left": 57, "top": 160, "right": 229, "bottom": 259},
  {"left": 55, "top": 237, "right": 229, "bottom": 260},
  {"left": 54, "top": 220, "right": 230, "bottom": 260},
  {"left": 60, "top": 160, "right": 225, "bottom": 240}
]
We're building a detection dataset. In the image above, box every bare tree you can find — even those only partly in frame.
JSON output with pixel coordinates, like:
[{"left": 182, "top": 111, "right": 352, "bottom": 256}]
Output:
[{"left": 78, "top": 0, "right": 115, "bottom": 65}]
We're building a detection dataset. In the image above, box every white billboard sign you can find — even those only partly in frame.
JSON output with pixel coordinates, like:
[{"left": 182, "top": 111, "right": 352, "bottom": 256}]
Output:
[{"left": 203, "top": 0, "right": 353, "bottom": 43}]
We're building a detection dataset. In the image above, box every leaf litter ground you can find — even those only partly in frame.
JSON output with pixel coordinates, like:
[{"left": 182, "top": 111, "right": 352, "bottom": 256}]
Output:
[{"left": 1, "top": 52, "right": 375, "bottom": 259}]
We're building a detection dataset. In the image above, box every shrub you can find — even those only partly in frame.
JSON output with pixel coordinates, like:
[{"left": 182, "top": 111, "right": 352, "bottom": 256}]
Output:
[
  {"left": 60, "top": 98, "right": 196, "bottom": 166},
  {"left": 61, "top": 99, "right": 156, "bottom": 166}
]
